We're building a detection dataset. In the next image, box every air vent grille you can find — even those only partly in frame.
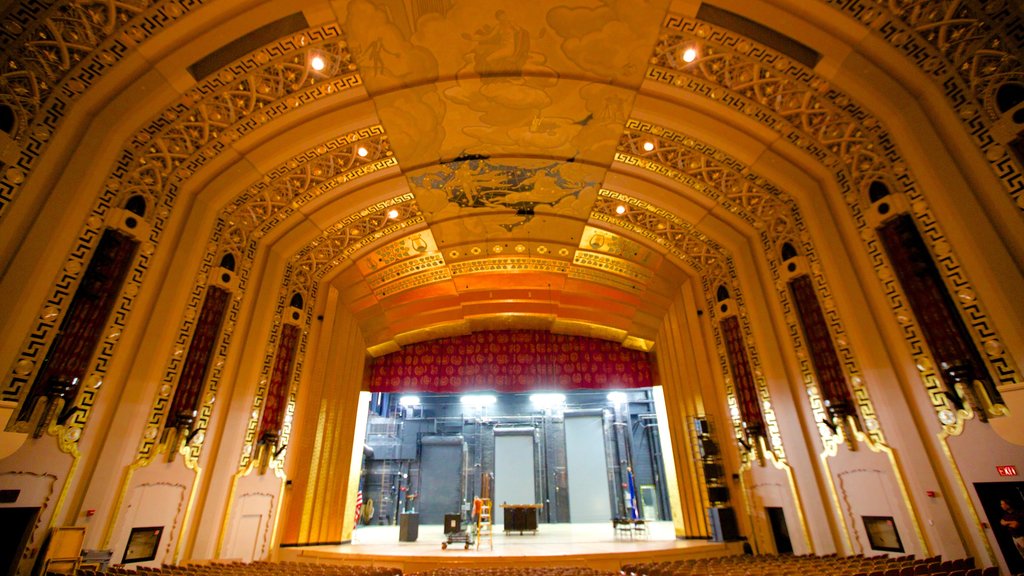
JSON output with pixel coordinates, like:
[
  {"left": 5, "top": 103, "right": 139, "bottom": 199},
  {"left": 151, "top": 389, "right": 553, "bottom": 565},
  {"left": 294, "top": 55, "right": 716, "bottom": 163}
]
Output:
[
  {"left": 188, "top": 12, "right": 310, "bottom": 81},
  {"left": 697, "top": 4, "right": 821, "bottom": 69}
]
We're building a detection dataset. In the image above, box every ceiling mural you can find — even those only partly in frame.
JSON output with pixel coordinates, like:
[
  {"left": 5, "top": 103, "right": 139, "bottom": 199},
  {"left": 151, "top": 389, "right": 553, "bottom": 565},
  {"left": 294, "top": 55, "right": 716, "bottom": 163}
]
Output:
[
  {"left": 1, "top": 0, "right": 1021, "bottom": 400},
  {"left": 337, "top": 0, "right": 670, "bottom": 166},
  {"left": 407, "top": 157, "right": 600, "bottom": 232}
]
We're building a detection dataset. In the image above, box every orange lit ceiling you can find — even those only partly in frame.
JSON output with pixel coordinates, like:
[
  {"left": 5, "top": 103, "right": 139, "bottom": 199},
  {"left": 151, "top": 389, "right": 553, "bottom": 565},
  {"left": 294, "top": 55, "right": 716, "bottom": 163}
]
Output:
[{"left": 318, "top": 1, "right": 705, "bottom": 353}]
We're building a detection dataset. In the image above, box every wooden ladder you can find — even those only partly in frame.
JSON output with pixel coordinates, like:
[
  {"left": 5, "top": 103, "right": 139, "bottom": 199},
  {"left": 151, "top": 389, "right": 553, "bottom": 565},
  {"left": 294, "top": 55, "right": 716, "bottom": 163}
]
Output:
[{"left": 476, "top": 498, "right": 493, "bottom": 550}]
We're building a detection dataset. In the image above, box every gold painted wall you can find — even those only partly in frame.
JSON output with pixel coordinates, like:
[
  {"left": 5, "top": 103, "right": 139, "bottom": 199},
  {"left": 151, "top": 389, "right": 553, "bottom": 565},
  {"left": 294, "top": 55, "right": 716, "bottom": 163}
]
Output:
[
  {"left": 280, "top": 289, "right": 368, "bottom": 546},
  {"left": 0, "top": 0, "right": 1022, "bottom": 573}
]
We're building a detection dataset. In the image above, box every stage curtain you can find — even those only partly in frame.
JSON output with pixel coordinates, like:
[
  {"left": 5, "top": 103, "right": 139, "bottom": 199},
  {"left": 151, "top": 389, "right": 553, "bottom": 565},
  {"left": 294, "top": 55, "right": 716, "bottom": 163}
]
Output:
[
  {"left": 789, "top": 275, "right": 853, "bottom": 409},
  {"left": 369, "top": 330, "right": 653, "bottom": 392},
  {"left": 258, "top": 323, "right": 301, "bottom": 439},
  {"left": 165, "top": 285, "right": 230, "bottom": 428},
  {"left": 719, "top": 316, "right": 765, "bottom": 433}
]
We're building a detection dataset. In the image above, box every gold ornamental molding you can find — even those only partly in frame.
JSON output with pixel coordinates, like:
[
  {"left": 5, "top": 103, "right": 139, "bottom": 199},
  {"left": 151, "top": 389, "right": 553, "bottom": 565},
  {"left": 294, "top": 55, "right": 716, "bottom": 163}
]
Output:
[
  {"left": 646, "top": 15, "right": 1021, "bottom": 432},
  {"left": 591, "top": 189, "right": 787, "bottom": 464},
  {"left": 238, "top": 195, "right": 422, "bottom": 470},
  {"left": 0, "top": 0, "right": 211, "bottom": 218},
  {"left": 135, "top": 127, "right": 392, "bottom": 464},
  {"left": 802, "top": 3, "right": 1024, "bottom": 213},
  {"left": 4, "top": 25, "right": 361, "bottom": 437}
]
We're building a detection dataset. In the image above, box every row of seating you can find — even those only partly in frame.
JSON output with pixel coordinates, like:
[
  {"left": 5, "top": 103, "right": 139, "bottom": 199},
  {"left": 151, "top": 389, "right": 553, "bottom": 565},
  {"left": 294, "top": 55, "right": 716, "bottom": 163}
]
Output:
[
  {"left": 620, "top": 554, "right": 990, "bottom": 576},
  {"left": 52, "top": 554, "right": 1014, "bottom": 576},
  {"left": 409, "top": 569, "right": 615, "bottom": 576},
  {"left": 66, "top": 562, "right": 400, "bottom": 576}
]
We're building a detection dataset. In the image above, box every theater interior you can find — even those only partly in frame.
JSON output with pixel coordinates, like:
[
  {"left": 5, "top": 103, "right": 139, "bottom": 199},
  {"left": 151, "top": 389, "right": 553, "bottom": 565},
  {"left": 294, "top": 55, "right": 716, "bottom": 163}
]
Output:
[{"left": 1, "top": 0, "right": 1023, "bottom": 575}]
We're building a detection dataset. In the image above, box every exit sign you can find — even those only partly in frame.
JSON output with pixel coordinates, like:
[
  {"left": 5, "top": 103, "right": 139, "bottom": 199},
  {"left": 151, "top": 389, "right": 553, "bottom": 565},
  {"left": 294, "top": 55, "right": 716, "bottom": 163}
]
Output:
[{"left": 997, "top": 465, "right": 1018, "bottom": 477}]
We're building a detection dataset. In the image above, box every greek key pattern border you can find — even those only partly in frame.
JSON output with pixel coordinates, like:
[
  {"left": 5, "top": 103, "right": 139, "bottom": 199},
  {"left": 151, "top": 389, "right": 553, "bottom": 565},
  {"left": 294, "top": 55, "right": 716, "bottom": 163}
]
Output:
[
  {"left": 816, "top": 0, "right": 1024, "bottom": 213},
  {"left": 0, "top": 0, "right": 210, "bottom": 220},
  {"left": 238, "top": 195, "right": 422, "bottom": 469},
  {"left": 651, "top": 16, "right": 1020, "bottom": 430},
  {"left": 614, "top": 125, "right": 884, "bottom": 447},
  {"left": 133, "top": 127, "right": 392, "bottom": 461},
  {"left": 3, "top": 26, "right": 360, "bottom": 450},
  {"left": 592, "top": 189, "right": 786, "bottom": 460}
]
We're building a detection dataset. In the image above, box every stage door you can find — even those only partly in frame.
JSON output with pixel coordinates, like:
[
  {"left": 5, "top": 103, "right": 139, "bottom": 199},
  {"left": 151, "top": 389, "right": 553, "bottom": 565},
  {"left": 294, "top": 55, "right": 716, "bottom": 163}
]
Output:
[
  {"left": 419, "top": 436, "right": 464, "bottom": 524},
  {"left": 494, "top": 428, "right": 536, "bottom": 513},
  {"left": 564, "top": 412, "right": 611, "bottom": 522}
]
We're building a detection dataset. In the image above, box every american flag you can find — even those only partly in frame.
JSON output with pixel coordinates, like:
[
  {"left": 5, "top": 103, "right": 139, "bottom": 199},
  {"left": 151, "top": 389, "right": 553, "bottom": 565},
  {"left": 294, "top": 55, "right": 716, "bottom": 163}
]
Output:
[{"left": 353, "top": 489, "right": 363, "bottom": 524}]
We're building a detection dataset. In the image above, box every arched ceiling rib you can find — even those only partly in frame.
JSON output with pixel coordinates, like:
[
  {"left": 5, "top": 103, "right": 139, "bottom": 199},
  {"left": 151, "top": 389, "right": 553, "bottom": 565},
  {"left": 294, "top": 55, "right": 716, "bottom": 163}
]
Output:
[{"left": 2, "top": 0, "right": 1022, "bottom": 364}]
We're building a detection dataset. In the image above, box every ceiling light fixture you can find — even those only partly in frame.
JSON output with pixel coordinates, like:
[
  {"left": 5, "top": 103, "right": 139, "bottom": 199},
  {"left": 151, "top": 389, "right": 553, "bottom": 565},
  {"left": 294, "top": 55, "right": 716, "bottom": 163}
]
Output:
[
  {"left": 529, "top": 393, "right": 566, "bottom": 409},
  {"left": 357, "top": 146, "right": 369, "bottom": 157},
  {"left": 387, "top": 209, "right": 399, "bottom": 219},
  {"left": 642, "top": 141, "right": 655, "bottom": 152},
  {"left": 461, "top": 394, "right": 497, "bottom": 408},
  {"left": 681, "top": 47, "right": 698, "bottom": 63},
  {"left": 607, "top": 391, "right": 628, "bottom": 405},
  {"left": 310, "top": 54, "right": 326, "bottom": 71},
  {"left": 615, "top": 205, "right": 627, "bottom": 215}
]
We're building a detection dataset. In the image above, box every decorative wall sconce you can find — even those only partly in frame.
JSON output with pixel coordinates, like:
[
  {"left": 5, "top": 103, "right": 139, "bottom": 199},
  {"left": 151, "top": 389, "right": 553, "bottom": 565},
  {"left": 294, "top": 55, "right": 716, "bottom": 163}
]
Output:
[
  {"left": 940, "top": 361, "right": 990, "bottom": 423},
  {"left": 823, "top": 399, "right": 859, "bottom": 451},
  {"left": 739, "top": 424, "right": 766, "bottom": 467},
  {"left": 29, "top": 376, "right": 81, "bottom": 438},
  {"left": 256, "top": 430, "right": 284, "bottom": 474},
  {"left": 164, "top": 410, "right": 197, "bottom": 462}
]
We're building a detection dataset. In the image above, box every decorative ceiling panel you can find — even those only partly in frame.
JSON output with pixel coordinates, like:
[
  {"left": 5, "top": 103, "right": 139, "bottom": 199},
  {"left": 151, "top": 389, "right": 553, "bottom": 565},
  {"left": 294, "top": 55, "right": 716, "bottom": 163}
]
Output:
[{"left": 337, "top": 0, "right": 672, "bottom": 166}]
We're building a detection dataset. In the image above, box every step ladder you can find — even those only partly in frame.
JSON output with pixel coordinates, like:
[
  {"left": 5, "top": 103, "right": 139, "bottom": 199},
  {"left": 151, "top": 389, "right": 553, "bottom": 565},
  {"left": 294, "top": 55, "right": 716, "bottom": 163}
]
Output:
[{"left": 476, "top": 498, "right": 493, "bottom": 550}]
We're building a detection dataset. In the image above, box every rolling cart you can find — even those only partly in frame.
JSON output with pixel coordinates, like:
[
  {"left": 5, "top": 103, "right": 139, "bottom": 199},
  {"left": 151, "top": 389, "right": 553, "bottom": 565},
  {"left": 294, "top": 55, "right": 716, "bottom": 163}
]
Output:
[{"left": 441, "top": 513, "right": 473, "bottom": 550}]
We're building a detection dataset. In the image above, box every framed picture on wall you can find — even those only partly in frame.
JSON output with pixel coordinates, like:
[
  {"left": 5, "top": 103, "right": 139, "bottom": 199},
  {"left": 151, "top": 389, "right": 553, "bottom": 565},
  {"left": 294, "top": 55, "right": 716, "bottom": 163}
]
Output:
[
  {"left": 974, "top": 481, "right": 1024, "bottom": 575},
  {"left": 863, "top": 516, "right": 904, "bottom": 552},
  {"left": 122, "top": 526, "right": 163, "bottom": 564}
]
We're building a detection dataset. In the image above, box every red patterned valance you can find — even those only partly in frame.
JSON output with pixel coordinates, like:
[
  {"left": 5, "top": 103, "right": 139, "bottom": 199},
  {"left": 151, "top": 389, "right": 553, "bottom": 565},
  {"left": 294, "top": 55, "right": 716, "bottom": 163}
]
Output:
[{"left": 369, "top": 330, "right": 653, "bottom": 393}]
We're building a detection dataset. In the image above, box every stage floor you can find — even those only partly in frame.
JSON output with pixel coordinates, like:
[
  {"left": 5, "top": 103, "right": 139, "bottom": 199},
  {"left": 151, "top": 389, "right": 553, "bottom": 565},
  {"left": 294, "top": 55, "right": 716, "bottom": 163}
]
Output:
[{"left": 281, "top": 522, "right": 740, "bottom": 572}]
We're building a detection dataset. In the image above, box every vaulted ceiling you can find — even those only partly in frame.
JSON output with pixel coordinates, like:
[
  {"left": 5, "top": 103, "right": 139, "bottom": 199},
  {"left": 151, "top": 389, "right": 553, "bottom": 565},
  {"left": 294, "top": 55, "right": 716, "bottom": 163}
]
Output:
[{"left": 1, "top": 0, "right": 1021, "bottom": 358}]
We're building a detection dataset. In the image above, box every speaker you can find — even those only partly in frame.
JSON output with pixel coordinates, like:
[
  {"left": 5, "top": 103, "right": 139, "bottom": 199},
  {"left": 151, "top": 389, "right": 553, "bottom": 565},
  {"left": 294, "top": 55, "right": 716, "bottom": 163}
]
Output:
[
  {"left": 399, "top": 513, "right": 419, "bottom": 542},
  {"left": 716, "top": 298, "right": 736, "bottom": 318},
  {"left": 779, "top": 255, "right": 808, "bottom": 280},
  {"left": 208, "top": 267, "right": 237, "bottom": 291},
  {"left": 694, "top": 418, "right": 711, "bottom": 435},
  {"left": 866, "top": 192, "right": 909, "bottom": 227},
  {"left": 708, "top": 506, "right": 740, "bottom": 541},
  {"left": 703, "top": 461, "right": 723, "bottom": 480},
  {"left": 698, "top": 438, "right": 719, "bottom": 458},
  {"left": 283, "top": 305, "right": 305, "bottom": 326},
  {"left": 107, "top": 207, "right": 150, "bottom": 240},
  {"left": 707, "top": 485, "right": 730, "bottom": 504}
]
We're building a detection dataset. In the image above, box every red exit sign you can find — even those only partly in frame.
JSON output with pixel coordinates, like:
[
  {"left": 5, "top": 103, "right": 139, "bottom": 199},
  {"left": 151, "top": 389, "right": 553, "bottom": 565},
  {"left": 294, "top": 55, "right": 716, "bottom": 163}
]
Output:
[{"left": 997, "top": 465, "right": 1018, "bottom": 477}]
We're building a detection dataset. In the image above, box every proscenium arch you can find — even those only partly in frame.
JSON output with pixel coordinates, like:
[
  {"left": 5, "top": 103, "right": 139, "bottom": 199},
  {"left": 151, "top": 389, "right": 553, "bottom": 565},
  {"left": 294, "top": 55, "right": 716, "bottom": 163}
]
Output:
[
  {"left": 4, "top": 5, "right": 1019, "bottom": 430},
  {"left": 1, "top": 0, "right": 1022, "bottom": 569}
]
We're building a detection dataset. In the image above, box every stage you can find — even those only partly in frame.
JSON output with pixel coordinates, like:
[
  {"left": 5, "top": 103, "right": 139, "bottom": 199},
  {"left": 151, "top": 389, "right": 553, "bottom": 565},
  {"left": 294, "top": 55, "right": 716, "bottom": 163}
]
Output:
[{"left": 279, "top": 522, "right": 742, "bottom": 572}]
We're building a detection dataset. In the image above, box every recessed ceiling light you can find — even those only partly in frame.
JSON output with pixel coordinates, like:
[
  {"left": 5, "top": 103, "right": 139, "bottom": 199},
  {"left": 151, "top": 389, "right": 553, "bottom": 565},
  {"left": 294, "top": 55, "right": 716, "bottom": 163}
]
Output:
[
  {"left": 357, "top": 146, "right": 369, "bottom": 157},
  {"left": 461, "top": 395, "right": 497, "bottom": 408},
  {"left": 607, "top": 391, "right": 628, "bottom": 405},
  {"left": 530, "top": 393, "right": 566, "bottom": 408},
  {"left": 615, "top": 205, "right": 627, "bottom": 215},
  {"left": 310, "top": 54, "right": 326, "bottom": 71},
  {"left": 681, "top": 47, "right": 698, "bottom": 63},
  {"left": 387, "top": 209, "right": 399, "bottom": 219},
  {"left": 642, "top": 141, "right": 655, "bottom": 152}
]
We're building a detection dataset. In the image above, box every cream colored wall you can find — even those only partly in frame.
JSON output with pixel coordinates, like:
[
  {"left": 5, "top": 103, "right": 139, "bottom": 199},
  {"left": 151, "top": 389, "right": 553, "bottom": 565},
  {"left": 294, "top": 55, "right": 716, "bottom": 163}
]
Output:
[
  {"left": 0, "top": 0, "right": 1021, "bottom": 572},
  {"left": 656, "top": 287, "right": 713, "bottom": 539},
  {"left": 279, "top": 287, "right": 368, "bottom": 546}
]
